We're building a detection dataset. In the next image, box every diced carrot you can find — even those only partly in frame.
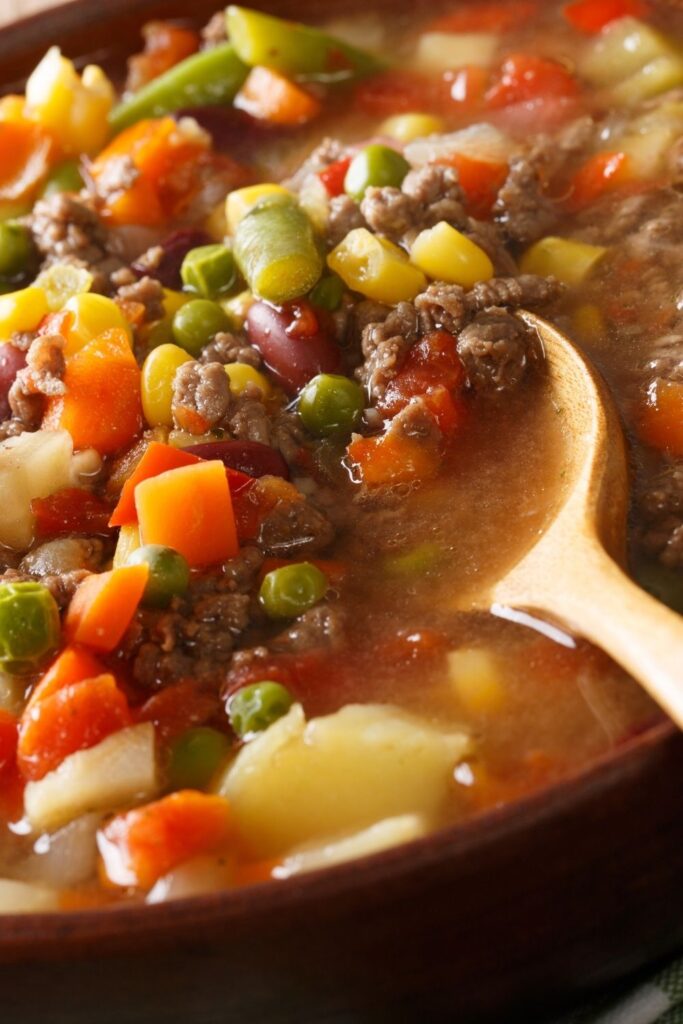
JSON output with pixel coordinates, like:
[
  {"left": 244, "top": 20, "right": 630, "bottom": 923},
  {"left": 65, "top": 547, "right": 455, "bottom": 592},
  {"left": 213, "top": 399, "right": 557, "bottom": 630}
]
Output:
[
  {"left": 135, "top": 460, "right": 239, "bottom": 567},
  {"left": 428, "top": 1, "right": 538, "bottom": 32},
  {"left": 565, "top": 151, "right": 632, "bottom": 211},
  {"left": 0, "top": 120, "right": 57, "bottom": 202},
  {"left": 235, "top": 66, "right": 322, "bottom": 126},
  {"left": 65, "top": 564, "right": 149, "bottom": 652},
  {"left": 42, "top": 328, "right": 143, "bottom": 456},
  {"left": 98, "top": 790, "right": 233, "bottom": 889},
  {"left": 109, "top": 442, "right": 202, "bottom": 527},
  {"left": 435, "top": 152, "right": 508, "bottom": 219},
  {"left": 17, "top": 674, "right": 132, "bottom": 781},
  {"left": 259, "top": 558, "right": 349, "bottom": 585},
  {"left": 234, "top": 858, "right": 281, "bottom": 885},
  {"left": 347, "top": 431, "right": 441, "bottom": 486},
  {"left": 90, "top": 118, "right": 209, "bottom": 226},
  {"left": 26, "top": 645, "right": 106, "bottom": 712},
  {"left": 563, "top": 0, "right": 649, "bottom": 33},
  {"left": 136, "top": 680, "right": 221, "bottom": 741},
  {"left": 319, "top": 157, "right": 352, "bottom": 197},
  {"left": 127, "top": 21, "right": 200, "bottom": 92},
  {"left": 32, "top": 488, "right": 112, "bottom": 538},
  {"left": 638, "top": 379, "right": 683, "bottom": 457},
  {"left": 0, "top": 709, "right": 18, "bottom": 778}
]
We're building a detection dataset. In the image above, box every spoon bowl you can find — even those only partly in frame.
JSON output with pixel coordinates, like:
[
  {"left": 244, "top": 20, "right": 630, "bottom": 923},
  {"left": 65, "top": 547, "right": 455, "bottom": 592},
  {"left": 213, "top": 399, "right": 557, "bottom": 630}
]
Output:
[{"left": 473, "top": 311, "right": 683, "bottom": 725}]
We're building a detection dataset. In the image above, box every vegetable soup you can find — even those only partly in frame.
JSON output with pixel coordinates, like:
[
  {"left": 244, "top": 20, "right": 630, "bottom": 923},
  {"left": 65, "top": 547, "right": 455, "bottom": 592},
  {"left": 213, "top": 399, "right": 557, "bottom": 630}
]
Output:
[{"left": 0, "top": 0, "right": 679, "bottom": 911}]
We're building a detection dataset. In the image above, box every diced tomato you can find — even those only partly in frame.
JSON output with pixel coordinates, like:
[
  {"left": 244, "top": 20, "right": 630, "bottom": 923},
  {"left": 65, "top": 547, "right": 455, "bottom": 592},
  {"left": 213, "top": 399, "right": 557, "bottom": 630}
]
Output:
[
  {"left": 486, "top": 54, "right": 579, "bottom": 109},
  {"left": 435, "top": 152, "right": 508, "bottom": 219},
  {"left": 0, "top": 710, "right": 18, "bottom": 778},
  {"left": 442, "top": 66, "right": 491, "bottom": 118},
  {"left": 319, "top": 157, "right": 352, "bottom": 197},
  {"left": 354, "top": 70, "right": 440, "bottom": 117},
  {"left": 136, "top": 680, "right": 221, "bottom": 741},
  {"left": 422, "top": 386, "right": 468, "bottom": 437},
  {"left": 428, "top": 1, "right": 538, "bottom": 33},
  {"left": 17, "top": 674, "right": 132, "bottom": 781},
  {"left": 565, "top": 151, "right": 632, "bottom": 211},
  {"left": 379, "top": 331, "right": 467, "bottom": 424},
  {"left": 563, "top": 0, "right": 650, "bottom": 34},
  {"left": 31, "top": 488, "right": 112, "bottom": 539},
  {"left": 99, "top": 790, "right": 233, "bottom": 889}
]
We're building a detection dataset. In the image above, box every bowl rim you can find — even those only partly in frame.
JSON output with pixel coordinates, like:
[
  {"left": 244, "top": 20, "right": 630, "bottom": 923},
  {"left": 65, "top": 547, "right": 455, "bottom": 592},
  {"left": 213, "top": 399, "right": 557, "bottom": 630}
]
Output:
[{"left": 0, "top": 0, "right": 679, "bottom": 955}]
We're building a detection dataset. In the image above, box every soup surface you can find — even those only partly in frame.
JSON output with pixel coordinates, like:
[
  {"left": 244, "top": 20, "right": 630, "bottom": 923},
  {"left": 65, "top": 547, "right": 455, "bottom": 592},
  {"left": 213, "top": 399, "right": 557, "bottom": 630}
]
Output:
[{"left": 0, "top": 0, "right": 679, "bottom": 911}]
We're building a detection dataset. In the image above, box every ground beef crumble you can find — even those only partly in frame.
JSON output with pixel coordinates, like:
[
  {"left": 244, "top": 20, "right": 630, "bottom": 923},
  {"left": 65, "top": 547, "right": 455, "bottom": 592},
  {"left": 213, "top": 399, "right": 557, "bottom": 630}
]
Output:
[
  {"left": 28, "top": 193, "right": 123, "bottom": 290},
  {"left": 638, "top": 460, "right": 683, "bottom": 569},
  {"left": 123, "top": 547, "right": 263, "bottom": 688}
]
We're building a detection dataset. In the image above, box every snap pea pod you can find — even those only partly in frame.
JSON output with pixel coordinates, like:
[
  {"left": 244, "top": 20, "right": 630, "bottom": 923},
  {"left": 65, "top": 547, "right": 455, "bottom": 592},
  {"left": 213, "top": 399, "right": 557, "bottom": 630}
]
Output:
[
  {"left": 233, "top": 197, "right": 323, "bottom": 304},
  {"left": 226, "top": 5, "right": 383, "bottom": 83},
  {"left": 109, "top": 43, "right": 249, "bottom": 133}
]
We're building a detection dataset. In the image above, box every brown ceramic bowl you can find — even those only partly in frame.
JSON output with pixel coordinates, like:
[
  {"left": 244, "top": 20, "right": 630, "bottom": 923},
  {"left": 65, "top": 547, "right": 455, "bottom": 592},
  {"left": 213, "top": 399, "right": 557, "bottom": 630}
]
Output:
[{"left": 1, "top": 3, "right": 682, "bottom": 1022}]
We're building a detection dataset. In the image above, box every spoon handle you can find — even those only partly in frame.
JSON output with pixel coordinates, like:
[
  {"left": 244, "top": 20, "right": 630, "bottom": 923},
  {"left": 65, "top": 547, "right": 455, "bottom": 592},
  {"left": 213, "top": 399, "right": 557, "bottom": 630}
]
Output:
[{"left": 534, "top": 544, "right": 683, "bottom": 727}]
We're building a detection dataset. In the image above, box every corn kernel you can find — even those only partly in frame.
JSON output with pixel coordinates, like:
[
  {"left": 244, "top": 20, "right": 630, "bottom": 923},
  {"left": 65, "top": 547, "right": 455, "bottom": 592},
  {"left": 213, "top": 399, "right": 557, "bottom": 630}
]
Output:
[
  {"left": 162, "top": 289, "right": 192, "bottom": 319},
  {"left": 447, "top": 648, "right": 506, "bottom": 715},
  {"left": 63, "top": 293, "right": 132, "bottom": 355},
  {"left": 224, "top": 362, "right": 271, "bottom": 398},
  {"left": 520, "top": 236, "right": 608, "bottom": 287},
  {"left": 410, "top": 221, "right": 493, "bottom": 288},
  {"left": 35, "top": 263, "right": 93, "bottom": 312},
  {"left": 0, "top": 286, "right": 49, "bottom": 340},
  {"left": 25, "top": 47, "right": 115, "bottom": 156},
  {"left": 379, "top": 113, "right": 446, "bottom": 143},
  {"left": 113, "top": 523, "right": 141, "bottom": 568},
  {"left": 141, "top": 343, "right": 193, "bottom": 427},
  {"left": 328, "top": 228, "right": 427, "bottom": 304},
  {"left": 219, "top": 289, "right": 254, "bottom": 330},
  {"left": 226, "top": 184, "right": 292, "bottom": 234}
]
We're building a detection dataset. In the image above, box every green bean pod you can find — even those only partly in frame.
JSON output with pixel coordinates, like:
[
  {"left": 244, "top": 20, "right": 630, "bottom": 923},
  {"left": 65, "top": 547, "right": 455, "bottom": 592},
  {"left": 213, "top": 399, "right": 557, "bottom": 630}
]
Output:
[
  {"left": 233, "top": 197, "right": 323, "bottom": 304},
  {"left": 109, "top": 43, "right": 249, "bottom": 133},
  {"left": 226, "top": 6, "right": 383, "bottom": 83}
]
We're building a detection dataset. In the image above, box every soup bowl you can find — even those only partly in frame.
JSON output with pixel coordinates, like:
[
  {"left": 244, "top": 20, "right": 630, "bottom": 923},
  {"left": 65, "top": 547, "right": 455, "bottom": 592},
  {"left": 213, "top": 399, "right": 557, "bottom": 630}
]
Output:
[{"left": 0, "top": 2, "right": 682, "bottom": 1022}]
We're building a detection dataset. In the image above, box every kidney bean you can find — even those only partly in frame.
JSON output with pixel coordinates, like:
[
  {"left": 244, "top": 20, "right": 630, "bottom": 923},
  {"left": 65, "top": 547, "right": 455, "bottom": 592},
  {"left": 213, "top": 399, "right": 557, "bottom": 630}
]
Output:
[
  {"left": 184, "top": 439, "right": 289, "bottom": 480},
  {"left": 246, "top": 300, "right": 341, "bottom": 396},
  {"left": 132, "top": 228, "right": 212, "bottom": 290}
]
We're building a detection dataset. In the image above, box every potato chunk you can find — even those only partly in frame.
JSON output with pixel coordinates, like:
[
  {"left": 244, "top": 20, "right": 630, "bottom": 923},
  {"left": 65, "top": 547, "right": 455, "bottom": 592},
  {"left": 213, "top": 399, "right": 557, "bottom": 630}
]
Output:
[{"left": 219, "top": 703, "right": 471, "bottom": 856}]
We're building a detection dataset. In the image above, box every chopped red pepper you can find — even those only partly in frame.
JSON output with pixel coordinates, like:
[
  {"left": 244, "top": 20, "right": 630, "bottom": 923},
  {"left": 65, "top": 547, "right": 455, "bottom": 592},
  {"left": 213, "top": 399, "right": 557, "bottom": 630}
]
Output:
[
  {"left": 435, "top": 152, "right": 508, "bottom": 219},
  {"left": 565, "top": 151, "right": 632, "bottom": 211},
  {"left": 443, "top": 66, "right": 491, "bottom": 118},
  {"left": 319, "top": 157, "right": 352, "bottom": 197},
  {"left": 354, "top": 70, "right": 440, "bottom": 117},
  {"left": 32, "top": 488, "right": 113, "bottom": 538},
  {"left": 379, "top": 330, "right": 468, "bottom": 435},
  {"left": 563, "top": 0, "right": 650, "bottom": 33}
]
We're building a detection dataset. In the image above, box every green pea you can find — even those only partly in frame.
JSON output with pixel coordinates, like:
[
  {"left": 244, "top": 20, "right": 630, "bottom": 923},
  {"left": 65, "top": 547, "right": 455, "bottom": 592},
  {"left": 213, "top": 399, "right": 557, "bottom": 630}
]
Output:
[
  {"left": 127, "top": 544, "right": 190, "bottom": 608},
  {"left": 259, "top": 562, "right": 328, "bottom": 619},
  {"left": 344, "top": 144, "right": 411, "bottom": 201},
  {"left": 383, "top": 542, "right": 443, "bottom": 578},
  {"left": 0, "top": 582, "right": 60, "bottom": 673},
  {"left": 172, "top": 299, "right": 230, "bottom": 357},
  {"left": 298, "top": 373, "right": 364, "bottom": 438},
  {"left": 181, "top": 244, "right": 238, "bottom": 299},
  {"left": 168, "top": 726, "right": 231, "bottom": 789},
  {"left": 228, "top": 681, "right": 293, "bottom": 739},
  {"left": 0, "top": 222, "right": 34, "bottom": 280},
  {"left": 309, "top": 274, "right": 344, "bottom": 312},
  {"left": 41, "top": 160, "right": 84, "bottom": 198}
]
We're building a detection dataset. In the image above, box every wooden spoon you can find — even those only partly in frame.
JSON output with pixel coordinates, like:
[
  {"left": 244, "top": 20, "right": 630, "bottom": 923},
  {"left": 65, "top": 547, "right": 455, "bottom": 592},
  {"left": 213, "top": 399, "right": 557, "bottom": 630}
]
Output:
[{"left": 478, "top": 310, "right": 683, "bottom": 726}]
